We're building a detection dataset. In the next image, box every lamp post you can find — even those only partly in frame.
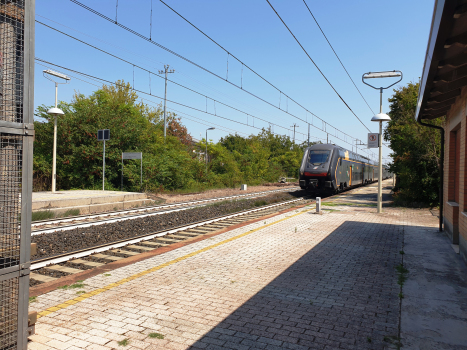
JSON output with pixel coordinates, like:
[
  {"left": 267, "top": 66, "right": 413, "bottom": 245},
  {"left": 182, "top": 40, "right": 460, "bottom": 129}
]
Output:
[
  {"left": 44, "top": 70, "right": 70, "bottom": 193},
  {"left": 206, "top": 127, "right": 215, "bottom": 173},
  {"left": 362, "top": 70, "right": 402, "bottom": 213}
]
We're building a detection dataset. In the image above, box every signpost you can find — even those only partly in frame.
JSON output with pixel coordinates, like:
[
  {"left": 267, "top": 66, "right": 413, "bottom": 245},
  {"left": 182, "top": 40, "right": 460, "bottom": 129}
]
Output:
[
  {"left": 97, "top": 129, "right": 110, "bottom": 190},
  {"left": 367, "top": 133, "right": 379, "bottom": 148},
  {"left": 121, "top": 152, "right": 143, "bottom": 191}
]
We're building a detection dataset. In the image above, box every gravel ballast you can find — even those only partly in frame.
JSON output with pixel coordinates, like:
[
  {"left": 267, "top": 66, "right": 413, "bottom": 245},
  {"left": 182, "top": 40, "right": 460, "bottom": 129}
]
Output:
[{"left": 32, "top": 191, "right": 303, "bottom": 260}]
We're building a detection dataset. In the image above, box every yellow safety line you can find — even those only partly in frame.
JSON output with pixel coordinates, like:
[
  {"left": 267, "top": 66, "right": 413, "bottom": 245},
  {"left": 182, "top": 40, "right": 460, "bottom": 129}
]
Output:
[{"left": 37, "top": 204, "right": 316, "bottom": 319}]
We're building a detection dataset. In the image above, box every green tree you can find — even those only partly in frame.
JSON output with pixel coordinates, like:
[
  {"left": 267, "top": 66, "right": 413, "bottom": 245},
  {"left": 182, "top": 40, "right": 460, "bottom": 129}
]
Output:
[{"left": 384, "top": 82, "right": 443, "bottom": 206}]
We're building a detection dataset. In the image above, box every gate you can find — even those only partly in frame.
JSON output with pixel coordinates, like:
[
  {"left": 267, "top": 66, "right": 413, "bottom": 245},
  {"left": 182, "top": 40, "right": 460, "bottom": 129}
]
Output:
[{"left": 0, "top": 1, "right": 35, "bottom": 349}]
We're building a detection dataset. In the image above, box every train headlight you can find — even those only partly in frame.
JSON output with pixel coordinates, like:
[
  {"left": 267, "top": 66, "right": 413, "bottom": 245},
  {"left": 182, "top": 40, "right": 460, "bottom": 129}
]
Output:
[{"left": 300, "top": 171, "right": 304, "bottom": 175}]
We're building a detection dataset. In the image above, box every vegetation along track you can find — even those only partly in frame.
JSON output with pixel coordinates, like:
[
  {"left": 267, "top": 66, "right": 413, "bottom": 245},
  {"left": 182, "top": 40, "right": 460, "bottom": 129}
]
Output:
[{"left": 30, "top": 191, "right": 309, "bottom": 287}]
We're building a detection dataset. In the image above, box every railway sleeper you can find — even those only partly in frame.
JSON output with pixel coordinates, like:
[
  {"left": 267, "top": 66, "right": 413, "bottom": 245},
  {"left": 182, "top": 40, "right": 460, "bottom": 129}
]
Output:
[
  {"left": 138, "top": 241, "right": 168, "bottom": 247},
  {"left": 174, "top": 232, "right": 199, "bottom": 238},
  {"left": 167, "top": 234, "right": 190, "bottom": 240},
  {"left": 68, "top": 259, "right": 104, "bottom": 268},
  {"left": 91, "top": 253, "right": 124, "bottom": 261},
  {"left": 30, "top": 272, "right": 57, "bottom": 283},
  {"left": 155, "top": 237, "right": 180, "bottom": 244},
  {"left": 125, "top": 245, "right": 155, "bottom": 252},
  {"left": 110, "top": 249, "right": 139, "bottom": 257},
  {"left": 44, "top": 265, "right": 82, "bottom": 275}
]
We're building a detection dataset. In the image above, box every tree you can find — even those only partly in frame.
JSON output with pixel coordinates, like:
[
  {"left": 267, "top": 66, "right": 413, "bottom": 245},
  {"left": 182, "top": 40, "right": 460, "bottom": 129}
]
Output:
[{"left": 384, "top": 82, "right": 443, "bottom": 206}]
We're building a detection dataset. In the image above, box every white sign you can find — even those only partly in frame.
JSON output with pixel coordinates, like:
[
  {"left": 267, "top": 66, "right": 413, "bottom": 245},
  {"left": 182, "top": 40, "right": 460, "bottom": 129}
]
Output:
[
  {"left": 368, "top": 133, "right": 379, "bottom": 148},
  {"left": 122, "top": 152, "right": 142, "bottom": 160}
]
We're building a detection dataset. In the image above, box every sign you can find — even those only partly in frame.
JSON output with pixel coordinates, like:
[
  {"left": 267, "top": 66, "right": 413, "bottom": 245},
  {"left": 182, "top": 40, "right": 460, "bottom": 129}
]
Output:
[
  {"left": 368, "top": 133, "right": 379, "bottom": 148},
  {"left": 122, "top": 152, "right": 142, "bottom": 160},
  {"left": 121, "top": 152, "right": 143, "bottom": 190},
  {"left": 97, "top": 129, "right": 110, "bottom": 141}
]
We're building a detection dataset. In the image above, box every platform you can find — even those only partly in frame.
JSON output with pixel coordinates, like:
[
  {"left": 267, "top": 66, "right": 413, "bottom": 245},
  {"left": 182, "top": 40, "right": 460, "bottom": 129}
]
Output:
[
  {"left": 32, "top": 190, "right": 154, "bottom": 216},
  {"left": 28, "top": 181, "right": 467, "bottom": 350}
]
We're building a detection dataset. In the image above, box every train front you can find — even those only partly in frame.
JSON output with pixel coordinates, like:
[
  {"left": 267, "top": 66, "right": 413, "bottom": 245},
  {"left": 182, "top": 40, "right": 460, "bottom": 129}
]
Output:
[{"left": 299, "top": 145, "right": 335, "bottom": 193}]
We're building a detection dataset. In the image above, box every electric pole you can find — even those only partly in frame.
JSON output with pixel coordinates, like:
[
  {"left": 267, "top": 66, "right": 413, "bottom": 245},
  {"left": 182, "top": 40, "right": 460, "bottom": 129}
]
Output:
[
  {"left": 158, "top": 65, "right": 175, "bottom": 140},
  {"left": 307, "top": 123, "right": 310, "bottom": 147},
  {"left": 290, "top": 123, "right": 299, "bottom": 144}
]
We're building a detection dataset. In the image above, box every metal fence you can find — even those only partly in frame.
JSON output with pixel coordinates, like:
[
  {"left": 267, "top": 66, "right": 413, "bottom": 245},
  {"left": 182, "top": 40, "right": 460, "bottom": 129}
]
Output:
[{"left": 0, "top": 1, "right": 34, "bottom": 349}]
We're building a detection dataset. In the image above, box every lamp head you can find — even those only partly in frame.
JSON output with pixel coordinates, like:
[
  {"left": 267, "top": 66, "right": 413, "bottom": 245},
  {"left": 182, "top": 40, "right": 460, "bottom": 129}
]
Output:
[
  {"left": 207, "top": 127, "right": 215, "bottom": 130},
  {"left": 43, "top": 69, "right": 71, "bottom": 81},
  {"left": 47, "top": 107, "right": 65, "bottom": 116},
  {"left": 371, "top": 113, "right": 391, "bottom": 122}
]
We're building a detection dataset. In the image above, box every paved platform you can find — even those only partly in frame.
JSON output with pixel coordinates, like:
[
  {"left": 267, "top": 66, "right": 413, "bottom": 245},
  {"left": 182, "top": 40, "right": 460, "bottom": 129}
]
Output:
[
  {"left": 28, "top": 180, "right": 467, "bottom": 349},
  {"left": 32, "top": 190, "right": 153, "bottom": 215}
]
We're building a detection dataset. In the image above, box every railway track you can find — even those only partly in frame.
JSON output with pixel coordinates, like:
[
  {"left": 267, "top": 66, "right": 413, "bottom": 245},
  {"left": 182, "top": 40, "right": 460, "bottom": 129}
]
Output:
[
  {"left": 29, "top": 181, "right": 380, "bottom": 288},
  {"left": 32, "top": 187, "right": 299, "bottom": 234},
  {"left": 30, "top": 194, "right": 311, "bottom": 286}
]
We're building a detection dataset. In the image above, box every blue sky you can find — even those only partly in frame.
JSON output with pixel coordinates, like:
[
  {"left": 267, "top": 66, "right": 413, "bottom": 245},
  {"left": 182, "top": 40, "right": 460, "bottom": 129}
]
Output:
[{"left": 34, "top": 0, "right": 435, "bottom": 162}]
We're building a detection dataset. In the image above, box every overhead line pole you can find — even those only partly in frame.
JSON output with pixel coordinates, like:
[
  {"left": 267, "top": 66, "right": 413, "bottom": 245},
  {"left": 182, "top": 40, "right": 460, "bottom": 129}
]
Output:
[{"left": 158, "top": 65, "right": 175, "bottom": 140}]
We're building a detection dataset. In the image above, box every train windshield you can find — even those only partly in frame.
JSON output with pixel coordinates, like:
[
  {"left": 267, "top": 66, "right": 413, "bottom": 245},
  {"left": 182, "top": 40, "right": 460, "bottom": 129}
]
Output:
[{"left": 308, "top": 150, "right": 330, "bottom": 165}]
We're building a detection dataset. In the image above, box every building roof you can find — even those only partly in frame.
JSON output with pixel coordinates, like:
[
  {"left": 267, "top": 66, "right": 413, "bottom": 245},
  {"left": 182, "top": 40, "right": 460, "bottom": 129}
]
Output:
[{"left": 415, "top": 0, "right": 467, "bottom": 122}]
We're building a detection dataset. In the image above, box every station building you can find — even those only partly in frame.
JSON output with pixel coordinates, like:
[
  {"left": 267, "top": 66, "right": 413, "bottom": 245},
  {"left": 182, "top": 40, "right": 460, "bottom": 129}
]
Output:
[{"left": 416, "top": 0, "right": 467, "bottom": 263}]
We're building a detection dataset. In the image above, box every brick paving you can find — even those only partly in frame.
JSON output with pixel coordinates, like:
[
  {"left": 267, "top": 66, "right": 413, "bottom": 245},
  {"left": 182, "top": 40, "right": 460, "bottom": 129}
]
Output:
[{"left": 28, "top": 181, "right": 446, "bottom": 349}]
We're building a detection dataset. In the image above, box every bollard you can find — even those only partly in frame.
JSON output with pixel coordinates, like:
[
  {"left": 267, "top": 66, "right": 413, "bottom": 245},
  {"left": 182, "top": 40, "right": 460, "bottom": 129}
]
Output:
[
  {"left": 316, "top": 197, "right": 321, "bottom": 214},
  {"left": 241, "top": 184, "right": 247, "bottom": 191}
]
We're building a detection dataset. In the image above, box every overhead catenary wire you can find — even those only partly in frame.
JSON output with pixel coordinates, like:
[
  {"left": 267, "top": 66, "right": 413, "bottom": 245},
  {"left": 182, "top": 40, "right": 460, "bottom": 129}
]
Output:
[
  {"left": 35, "top": 58, "right": 317, "bottom": 144},
  {"left": 36, "top": 14, "right": 294, "bottom": 139},
  {"left": 301, "top": 0, "right": 375, "bottom": 116},
  {"left": 265, "top": 0, "right": 371, "bottom": 133},
  {"left": 36, "top": 60, "right": 250, "bottom": 138},
  {"left": 68, "top": 0, "right": 375, "bottom": 156},
  {"left": 36, "top": 21, "right": 370, "bottom": 154}
]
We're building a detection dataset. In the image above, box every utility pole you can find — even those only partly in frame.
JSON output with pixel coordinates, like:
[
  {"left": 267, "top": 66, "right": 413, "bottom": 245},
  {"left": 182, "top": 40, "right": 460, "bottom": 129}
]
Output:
[
  {"left": 307, "top": 123, "right": 310, "bottom": 147},
  {"left": 158, "top": 65, "right": 175, "bottom": 140},
  {"left": 290, "top": 123, "right": 299, "bottom": 144}
]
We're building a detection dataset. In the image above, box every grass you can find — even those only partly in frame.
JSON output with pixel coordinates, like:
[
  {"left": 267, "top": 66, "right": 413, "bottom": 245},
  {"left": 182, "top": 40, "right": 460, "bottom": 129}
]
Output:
[
  {"left": 148, "top": 333, "right": 164, "bottom": 339},
  {"left": 254, "top": 200, "right": 267, "bottom": 207},
  {"left": 31, "top": 210, "right": 54, "bottom": 221},
  {"left": 367, "top": 337, "right": 372, "bottom": 343},
  {"left": 76, "top": 291, "right": 86, "bottom": 295},
  {"left": 383, "top": 335, "right": 403, "bottom": 349},
  {"left": 29, "top": 296, "right": 37, "bottom": 303},
  {"left": 117, "top": 339, "right": 129, "bottom": 346},
  {"left": 32, "top": 208, "right": 80, "bottom": 222},
  {"left": 103, "top": 273, "right": 111, "bottom": 277},
  {"left": 58, "top": 281, "right": 85, "bottom": 290},
  {"left": 61, "top": 209, "right": 80, "bottom": 217}
]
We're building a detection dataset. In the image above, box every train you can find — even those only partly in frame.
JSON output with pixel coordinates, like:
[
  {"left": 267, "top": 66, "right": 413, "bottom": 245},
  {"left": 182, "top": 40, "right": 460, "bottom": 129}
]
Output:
[{"left": 299, "top": 144, "right": 391, "bottom": 195}]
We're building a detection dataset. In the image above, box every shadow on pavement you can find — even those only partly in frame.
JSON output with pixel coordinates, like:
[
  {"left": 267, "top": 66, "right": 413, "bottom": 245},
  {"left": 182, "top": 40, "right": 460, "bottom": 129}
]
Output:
[{"left": 188, "top": 220, "right": 405, "bottom": 350}]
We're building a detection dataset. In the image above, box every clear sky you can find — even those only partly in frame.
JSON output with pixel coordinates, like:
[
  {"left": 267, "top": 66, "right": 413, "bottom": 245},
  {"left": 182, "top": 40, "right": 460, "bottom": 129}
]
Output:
[{"left": 34, "top": 0, "right": 435, "bottom": 163}]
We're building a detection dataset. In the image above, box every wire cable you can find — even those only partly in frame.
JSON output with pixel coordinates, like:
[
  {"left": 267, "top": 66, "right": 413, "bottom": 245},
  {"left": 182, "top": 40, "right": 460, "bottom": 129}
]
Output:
[
  {"left": 68, "top": 0, "right": 374, "bottom": 155},
  {"left": 301, "top": 0, "right": 375, "bottom": 116},
  {"left": 36, "top": 21, "right": 371, "bottom": 154},
  {"left": 265, "top": 0, "right": 371, "bottom": 133},
  {"left": 35, "top": 57, "right": 316, "bottom": 142}
]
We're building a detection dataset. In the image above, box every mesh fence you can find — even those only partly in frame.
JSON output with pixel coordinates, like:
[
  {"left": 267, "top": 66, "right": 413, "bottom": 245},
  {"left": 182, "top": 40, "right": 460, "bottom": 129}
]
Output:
[
  {"left": 0, "top": 277, "right": 19, "bottom": 350},
  {"left": 0, "top": 1, "right": 26, "bottom": 349},
  {"left": 0, "top": 1, "right": 24, "bottom": 124}
]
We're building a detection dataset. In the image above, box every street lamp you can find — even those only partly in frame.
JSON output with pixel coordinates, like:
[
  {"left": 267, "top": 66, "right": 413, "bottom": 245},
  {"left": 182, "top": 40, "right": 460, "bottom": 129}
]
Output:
[
  {"left": 44, "top": 70, "right": 70, "bottom": 193},
  {"left": 363, "top": 70, "right": 402, "bottom": 213},
  {"left": 206, "top": 127, "right": 215, "bottom": 173}
]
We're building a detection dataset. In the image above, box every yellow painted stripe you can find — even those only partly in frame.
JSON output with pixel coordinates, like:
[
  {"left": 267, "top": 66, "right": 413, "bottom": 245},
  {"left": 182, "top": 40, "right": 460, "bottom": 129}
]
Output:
[{"left": 36, "top": 203, "right": 316, "bottom": 319}]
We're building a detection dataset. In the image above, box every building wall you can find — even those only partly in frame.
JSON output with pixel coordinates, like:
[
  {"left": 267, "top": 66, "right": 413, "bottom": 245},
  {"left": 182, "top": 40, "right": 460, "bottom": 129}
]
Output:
[{"left": 444, "top": 86, "right": 467, "bottom": 263}]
